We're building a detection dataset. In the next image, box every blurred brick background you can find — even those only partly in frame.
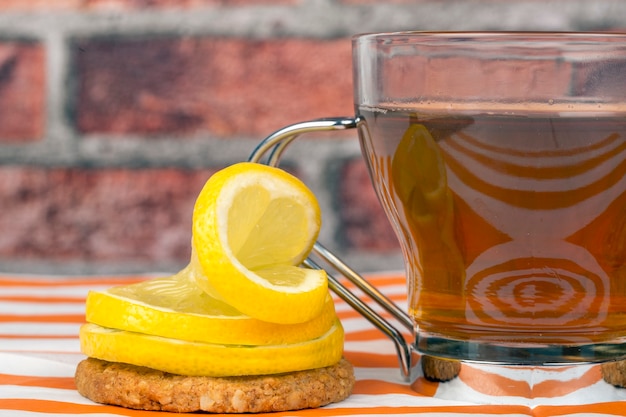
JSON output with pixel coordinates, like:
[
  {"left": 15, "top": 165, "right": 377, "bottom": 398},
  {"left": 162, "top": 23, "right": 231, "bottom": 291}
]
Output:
[{"left": 1, "top": 0, "right": 625, "bottom": 275}]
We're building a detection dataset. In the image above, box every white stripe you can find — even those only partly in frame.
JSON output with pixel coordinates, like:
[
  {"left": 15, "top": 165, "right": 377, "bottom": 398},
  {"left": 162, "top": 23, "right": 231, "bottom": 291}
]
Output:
[
  {"left": 341, "top": 316, "right": 411, "bottom": 337},
  {"left": 431, "top": 372, "right": 626, "bottom": 407},
  {"left": 0, "top": 385, "right": 96, "bottom": 405},
  {"left": 447, "top": 128, "right": 624, "bottom": 169},
  {"left": 445, "top": 161, "right": 626, "bottom": 238},
  {"left": 330, "top": 283, "right": 407, "bottom": 299},
  {"left": 442, "top": 134, "right": 626, "bottom": 192},
  {"left": 345, "top": 339, "right": 398, "bottom": 353},
  {"left": 0, "top": 285, "right": 111, "bottom": 298},
  {"left": 0, "top": 301, "right": 84, "bottom": 315},
  {"left": 334, "top": 299, "right": 409, "bottom": 315},
  {"left": 329, "top": 393, "right": 475, "bottom": 407},
  {"left": 0, "top": 388, "right": 527, "bottom": 417},
  {"left": 0, "top": 323, "right": 81, "bottom": 336},
  {"left": 354, "top": 366, "right": 407, "bottom": 384},
  {"left": 341, "top": 316, "right": 383, "bottom": 332},
  {"left": 0, "top": 338, "right": 80, "bottom": 353},
  {"left": 0, "top": 352, "right": 78, "bottom": 377}
]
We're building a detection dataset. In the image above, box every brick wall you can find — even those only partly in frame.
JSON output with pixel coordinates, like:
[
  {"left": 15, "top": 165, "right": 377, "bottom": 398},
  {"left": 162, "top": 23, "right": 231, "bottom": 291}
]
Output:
[{"left": 1, "top": 0, "right": 625, "bottom": 275}]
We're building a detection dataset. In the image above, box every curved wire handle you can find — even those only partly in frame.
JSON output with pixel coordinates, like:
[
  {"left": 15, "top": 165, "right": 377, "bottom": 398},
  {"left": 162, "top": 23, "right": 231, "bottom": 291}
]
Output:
[{"left": 248, "top": 117, "right": 417, "bottom": 381}]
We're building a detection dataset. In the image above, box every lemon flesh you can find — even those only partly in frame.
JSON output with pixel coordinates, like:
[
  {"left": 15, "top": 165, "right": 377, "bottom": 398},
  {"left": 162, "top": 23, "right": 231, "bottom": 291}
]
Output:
[
  {"left": 80, "top": 321, "right": 344, "bottom": 377},
  {"left": 85, "top": 264, "right": 337, "bottom": 346},
  {"left": 192, "top": 162, "right": 328, "bottom": 324}
]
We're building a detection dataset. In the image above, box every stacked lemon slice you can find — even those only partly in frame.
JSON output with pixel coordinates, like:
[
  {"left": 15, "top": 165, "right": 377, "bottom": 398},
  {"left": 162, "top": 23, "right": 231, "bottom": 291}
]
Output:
[{"left": 80, "top": 162, "right": 343, "bottom": 377}]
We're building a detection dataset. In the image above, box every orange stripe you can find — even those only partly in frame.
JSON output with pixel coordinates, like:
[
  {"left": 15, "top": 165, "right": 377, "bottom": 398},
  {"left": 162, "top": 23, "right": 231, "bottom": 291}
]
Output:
[
  {"left": 333, "top": 297, "right": 407, "bottom": 315},
  {"left": 410, "top": 375, "right": 441, "bottom": 397},
  {"left": 0, "top": 315, "right": 85, "bottom": 323},
  {"left": 0, "top": 274, "right": 401, "bottom": 286},
  {"left": 499, "top": 364, "right": 580, "bottom": 373},
  {"left": 532, "top": 365, "right": 601, "bottom": 397},
  {"left": 459, "top": 365, "right": 533, "bottom": 397},
  {"left": 343, "top": 351, "right": 400, "bottom": 368},
  {"left": 273, "top": 405, "right": 534, "bottom": 416},
  {"left": 337, "top": 303, "right": 404, "bottom": 319},
  {"left": 0, "top": 398, "right": 535, "bottom": 416},
  {"left": 0, "top": 374, "right": 75, "bottom": 390},
  {"left": 345, "top": 328, "right": 408, "bottom": 342},
  {"left": 0, "top": 274, "right": 402, "bottom": 288},
  {"left": 443, "top": 141, "right": 626, "bottom": 210},
  {"left": 0, "top": 277, "right": 148, "bottom": 287},
  {"left": 456, "top": 129, "right": 621, "bottom": 157},
  {"left": 336, "top": 307, "right": 405, "bottom": 321},
  {"left": 336, "top": 310, "right": 361, "bottom": 320},
  {"left": 0, "top": 334, "right": 77, "bottom": 340},
  {"left": 335, "top": 275, "right": 406, "bottom": 289},
  {"left": 459, "top": 364, "right": 602, "bottom": 398},
  {"left": 275, "top": 406, "right": 533, "bottom": 416},
  {"left": 0, "top": 334, "right": 79, "bottom": 339},
  {"left": 535, "top": 402, "right": 626, "bottom": 416},
  {"left": 449, "top": 132, "right": 625, "bottom": 179},
  {"left": 0, "top": 296, "right": 86, "bottom": 303},
  {"left": 0, "top": 275, "right": 405, "bottom": 295},
  {"left": 352, "top": 379, "right": 417, "bottom": 396},
  {"left": 0, "top": 399, "right": 157, "bottom": 416}
]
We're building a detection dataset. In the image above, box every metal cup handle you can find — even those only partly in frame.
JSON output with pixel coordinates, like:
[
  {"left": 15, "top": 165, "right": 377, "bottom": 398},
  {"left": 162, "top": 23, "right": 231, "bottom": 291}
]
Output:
[{"left": 248, "top": 117, "right": 418, "bottom": 381}]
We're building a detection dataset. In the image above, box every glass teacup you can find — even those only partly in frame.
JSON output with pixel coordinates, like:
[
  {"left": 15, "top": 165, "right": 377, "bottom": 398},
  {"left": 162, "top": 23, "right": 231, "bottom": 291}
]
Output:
[{"left": 250, "top": 32, "right": 626, "bottom": 387}]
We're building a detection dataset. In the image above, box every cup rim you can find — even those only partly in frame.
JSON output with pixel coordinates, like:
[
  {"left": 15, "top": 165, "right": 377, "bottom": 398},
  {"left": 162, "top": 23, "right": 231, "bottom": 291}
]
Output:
[{"left": 352, "top": 30, "right": 626, "bottom": 43}]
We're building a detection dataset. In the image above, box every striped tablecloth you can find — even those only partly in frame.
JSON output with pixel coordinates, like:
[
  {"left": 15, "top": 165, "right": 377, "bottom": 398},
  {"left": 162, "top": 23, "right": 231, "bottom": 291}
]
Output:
[{"left": 2, "top": 272, "right": 626, "bottom": 416}]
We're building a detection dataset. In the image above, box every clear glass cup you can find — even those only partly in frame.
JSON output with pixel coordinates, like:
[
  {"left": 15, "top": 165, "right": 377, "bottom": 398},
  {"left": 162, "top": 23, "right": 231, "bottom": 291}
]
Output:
[
  {"left": 252, "top": 32, "right": 626, "bottom": 379},
  {"left": 353, "top": 32, "right": 626, "bottom": 364}
]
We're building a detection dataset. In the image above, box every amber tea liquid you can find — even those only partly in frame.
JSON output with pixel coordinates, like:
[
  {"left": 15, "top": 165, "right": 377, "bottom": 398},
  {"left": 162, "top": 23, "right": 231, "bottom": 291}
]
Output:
[{"left": 358, "top": 105, "right": 626, "bottom": 360}]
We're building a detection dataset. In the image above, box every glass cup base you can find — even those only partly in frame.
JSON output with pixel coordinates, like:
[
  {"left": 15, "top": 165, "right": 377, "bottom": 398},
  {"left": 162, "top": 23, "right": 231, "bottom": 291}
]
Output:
[
  {"left": 410, "top": 331, "right": 626, "bottom": 405},
  {"left": 411, "top": 358, "right": 626, "bottom": 406},
  {"left": 415, "top": 330, "right": 626, "bottom": 364}
]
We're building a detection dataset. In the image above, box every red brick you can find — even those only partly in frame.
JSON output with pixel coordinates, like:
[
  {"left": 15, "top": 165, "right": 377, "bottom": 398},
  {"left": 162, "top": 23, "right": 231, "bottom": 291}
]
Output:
[
  {"left": 384, "top": 54, "right": 573, "bottom": 102},
  {"left": 0, "top": 0, "right": 294, "bottom": 11},
  {"left": 339, "top": 0, "right": 419, "bottom": 4},
  {"left": 0, "top": 0, "right": 81, "bottom": 10},
  {"left": 84, "top": 0, "right": 295, "bottom": 9},
  {"left": 0, "top": 166, "right": 218, "bottom": 263},
  {"left": 74, "top": 37, "right": 352, "bottom": 137},
  {"left": 0, "top": 41, "right": 45, "bottom": 142},
  {"left": 338, "top": 158, "right": 399, "bottom": 251}
]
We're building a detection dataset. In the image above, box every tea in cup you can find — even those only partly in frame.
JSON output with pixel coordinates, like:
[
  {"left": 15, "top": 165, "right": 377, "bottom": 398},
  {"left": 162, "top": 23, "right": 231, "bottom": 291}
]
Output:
[{"left": 253, "top": 32, "right": 626, "bottom": 372}]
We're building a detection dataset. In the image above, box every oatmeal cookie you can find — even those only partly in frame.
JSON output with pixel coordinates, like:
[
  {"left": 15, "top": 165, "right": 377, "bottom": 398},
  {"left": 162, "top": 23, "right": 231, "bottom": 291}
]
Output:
[{"left": 75, "top": 357, "right": 354, "bottom": 413}]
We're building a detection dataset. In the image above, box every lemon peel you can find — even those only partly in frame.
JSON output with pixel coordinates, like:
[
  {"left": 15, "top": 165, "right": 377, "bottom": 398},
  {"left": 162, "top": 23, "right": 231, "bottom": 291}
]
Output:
[
  {"left": 85, "top": 264, "right": 337, "bottom": 346},
  {"left": 79, "top": 320, "right": 344, "bottom": 377},
  {"left": 192, "top": 162, "right": 328, "bottom": 324}
]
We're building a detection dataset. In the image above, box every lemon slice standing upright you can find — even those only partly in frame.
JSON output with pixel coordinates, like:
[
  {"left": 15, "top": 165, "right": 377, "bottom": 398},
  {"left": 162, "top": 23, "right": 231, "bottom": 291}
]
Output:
[{"left": 192, "top": 162, "right": 328, "bottom": 324}]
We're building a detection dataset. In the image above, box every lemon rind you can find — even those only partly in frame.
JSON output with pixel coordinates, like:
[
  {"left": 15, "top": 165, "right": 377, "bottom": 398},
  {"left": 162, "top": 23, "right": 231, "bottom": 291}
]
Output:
[
  {"left": 86, "top": 290, "right": 337, "bottom": 346},
  {"left": 192, "top": 163, "right": 328, "bottom": 324},
  {"left": 80, "top": 320, "right": 344, "bottom": 377}
]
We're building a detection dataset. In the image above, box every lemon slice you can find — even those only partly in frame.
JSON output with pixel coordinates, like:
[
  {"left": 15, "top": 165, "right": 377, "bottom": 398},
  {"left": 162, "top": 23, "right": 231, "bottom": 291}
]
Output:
[
  {"left": 392, "top": 123, "right": 449, "bottom": 216},
  {"left": 392, "top": 123, "right": 465, "bottom": 294},
  {"left": 85, "top": 264, "right": 337, "bottom": 346},
  {"left": 79, "top": 321, "right": 344, "bottom": 377},
  {"left": 192, "top": 162, "right": 328, "bottom": 324}
]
